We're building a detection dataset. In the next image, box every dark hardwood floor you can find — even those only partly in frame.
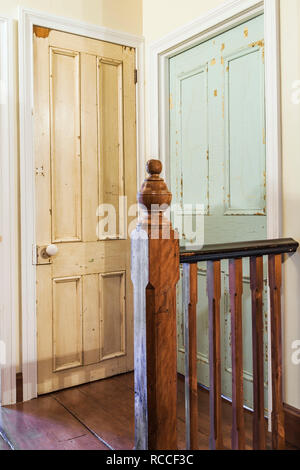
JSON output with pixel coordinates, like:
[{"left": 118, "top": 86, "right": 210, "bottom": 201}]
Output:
[{"left": 0, "top": 373, "right": 296, "bottom": 450}]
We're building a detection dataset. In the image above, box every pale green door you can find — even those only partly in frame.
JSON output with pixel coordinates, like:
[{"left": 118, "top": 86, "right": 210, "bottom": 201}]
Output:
[{"left": 170, "top": 15, "right": 267, "bottom": 409}]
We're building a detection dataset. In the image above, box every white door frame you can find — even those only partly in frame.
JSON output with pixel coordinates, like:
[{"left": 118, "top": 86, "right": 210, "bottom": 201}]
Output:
[
  {"left": 19, "top": 7, "right": 145, "bottom": 402},
  {"left": 149, "top": 0, "right": 282, "bottom": 422},
  {"left": 0, "top": 17, "right": 17, "bottom": 406}
]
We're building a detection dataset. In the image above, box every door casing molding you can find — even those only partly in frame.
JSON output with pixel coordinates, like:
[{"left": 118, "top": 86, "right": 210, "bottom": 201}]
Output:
[
  {"left": 19, "top": 7, "right": 145, "bottom": 402},
  {"left": 0, "top": 17, "right": 17, "bottom": 406},
  {"left": 149, "top": 0, "right": 282, "bottom": 426}
]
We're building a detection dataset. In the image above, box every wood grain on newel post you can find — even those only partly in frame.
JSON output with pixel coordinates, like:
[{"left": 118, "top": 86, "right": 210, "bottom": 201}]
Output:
[{"left": 131, "top": 159, "right": 180, "bottom": 450}]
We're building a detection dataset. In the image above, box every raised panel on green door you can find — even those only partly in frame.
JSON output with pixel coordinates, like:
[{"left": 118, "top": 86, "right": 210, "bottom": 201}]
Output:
[{"left": 224, "top": 47, "right": 265, "bottom": 215}]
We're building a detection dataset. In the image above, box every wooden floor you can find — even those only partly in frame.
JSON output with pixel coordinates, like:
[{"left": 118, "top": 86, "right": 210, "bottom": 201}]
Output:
[{"left": 0, "top": 373, "right": 296, "bottom": 451}]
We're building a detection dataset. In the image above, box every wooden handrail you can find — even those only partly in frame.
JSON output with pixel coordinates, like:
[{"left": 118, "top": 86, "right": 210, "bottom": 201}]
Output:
[
  {"left": 181, "top": 244, "right": 298, "bottom": 450},
  {"left": 132, "top": 159, "right": 299, "bottom": 451},
  {"left": 180, "top": 238, "right": 298, "bottom": 263}
]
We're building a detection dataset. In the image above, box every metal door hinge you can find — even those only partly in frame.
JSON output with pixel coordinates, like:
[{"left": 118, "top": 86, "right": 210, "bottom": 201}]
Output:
[{"left": 134, "top": 69, "right": 138, "bottom": 84}]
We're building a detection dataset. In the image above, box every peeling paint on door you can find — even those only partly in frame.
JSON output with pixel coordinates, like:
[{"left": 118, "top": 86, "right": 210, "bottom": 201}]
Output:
[{"left": 169, "top": 14, "right": 267, "bottom": 410}]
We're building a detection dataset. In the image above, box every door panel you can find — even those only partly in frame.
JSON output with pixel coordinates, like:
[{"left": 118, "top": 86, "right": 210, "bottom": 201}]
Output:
[
  {"left": 181, "top": 68, "right": 209, "bottom": 211},
  {"left": 98, "top": 58, "right": 125, "bottom": 238},
  {"left": 99, "top": 271, "right": 126, "bottom": 361},
  {"left": 34, "top": 28, "right": 136, "bottom": 395},
  {"left": 225, "top": 47, "right": 265, "bottom": 215},
  {"left": 53, "top": 276, "right": 83, "bottom": 372},
  {"left": 170, "top": 15, "right": 267, "bottom": 409},
  {"left": 81, "top": 53, "right": 99, "bottom": 243},
  {"left": 50, "top": 48, "right": 82, "bottom": 243}
]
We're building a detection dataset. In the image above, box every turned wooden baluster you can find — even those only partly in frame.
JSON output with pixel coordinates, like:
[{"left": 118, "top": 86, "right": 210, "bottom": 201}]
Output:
[
  {"left": 229, "top": 258, "right": 245, "bottom": 450},
  {"left": 131, "top": 159, "right": 180, "bottom": 450},
  {"left": 268, "top": 254, "right": 285, "bottom": 450},
  {"left": 207, "top": 260, "right": 223, "bottom": 450},
  {"left": 183, "top": 263, "right": 198, "bottom": 450},
  {"left": 250, "top": 256, "right": 266, "bottom": 450}
]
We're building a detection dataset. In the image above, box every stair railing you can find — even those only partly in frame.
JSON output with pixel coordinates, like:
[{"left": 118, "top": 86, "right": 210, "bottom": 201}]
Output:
[{"left": 131, "top": 159, "right": 299, "bottom": 450}]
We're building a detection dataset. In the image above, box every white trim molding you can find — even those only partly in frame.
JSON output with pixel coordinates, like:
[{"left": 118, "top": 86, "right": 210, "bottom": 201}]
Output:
[
  {"left": 149, "top": 0, "right": 282, "bottom": 427},
  {"left": 19, "top": 7, "right": 145, "bottom": 402},
  {"left": 0, "top": 17, "right": 17, "bottom": 406},
  {"left": 264, "top": 0, "right": 282, "bottom": 239}
]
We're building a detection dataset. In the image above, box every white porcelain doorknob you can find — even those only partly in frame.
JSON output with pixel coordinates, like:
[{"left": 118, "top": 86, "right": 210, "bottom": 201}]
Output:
[{"left": 46, "top": 244, "right": 58, "bottom": 257}]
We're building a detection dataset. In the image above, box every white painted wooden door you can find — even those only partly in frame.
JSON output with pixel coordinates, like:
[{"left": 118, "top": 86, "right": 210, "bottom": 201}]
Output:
[{"left": 33, "top": 27, "right": 137, "bottom": 395}]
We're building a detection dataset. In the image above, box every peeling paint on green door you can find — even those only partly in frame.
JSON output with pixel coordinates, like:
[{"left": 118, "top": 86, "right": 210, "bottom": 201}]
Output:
[{"left": 170, "top": 15, "right": 267, "bottom": 409}]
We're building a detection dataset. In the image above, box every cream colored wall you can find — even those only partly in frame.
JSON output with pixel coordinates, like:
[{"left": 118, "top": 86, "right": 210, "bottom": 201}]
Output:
[
  {"left": 143, "top": 0, "right": 225, "bottom": 43},
  {"left": 0, "top": 0, "right": 143, "bottom": 375},
  {"left": 0, "top": 0, "right": 143, "bottom": 34},
  {"left": 280, "top": 0, "right": 300, "bottom": 410},
  {"left": 143, "top": 0, "right": 300, "bottom": 410}
]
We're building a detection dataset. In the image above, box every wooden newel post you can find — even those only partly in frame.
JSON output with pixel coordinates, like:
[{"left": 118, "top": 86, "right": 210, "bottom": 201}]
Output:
[{"left": 131, "top": 159, "right": 180, "bottom": 450}]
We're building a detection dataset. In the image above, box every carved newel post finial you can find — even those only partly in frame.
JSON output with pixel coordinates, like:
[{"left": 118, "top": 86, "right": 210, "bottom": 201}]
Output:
[
  {"left": 138, "top": 159, "right": 172, "bottom": 231},
  {"left": 131, "top": 159, "right": 180, "bottom": 451}
]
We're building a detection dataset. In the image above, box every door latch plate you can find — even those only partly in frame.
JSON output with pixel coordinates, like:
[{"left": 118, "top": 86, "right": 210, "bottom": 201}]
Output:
[{"left": 33, "top": 245, "right": 53, "bottom": 265}]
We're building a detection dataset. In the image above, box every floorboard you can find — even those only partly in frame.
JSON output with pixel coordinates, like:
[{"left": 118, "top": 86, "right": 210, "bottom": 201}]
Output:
[
  {"left": 54, "top": 385, "right": 134, "bottom": 450},
  {"left": 0, "top": 373, "right": 296, "bottom": 450},
  {"left": 0, "top": 395, "right": 108, "bottom": 450}
]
